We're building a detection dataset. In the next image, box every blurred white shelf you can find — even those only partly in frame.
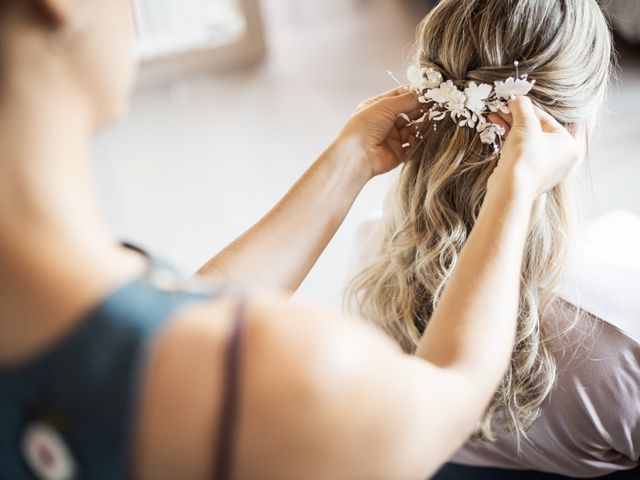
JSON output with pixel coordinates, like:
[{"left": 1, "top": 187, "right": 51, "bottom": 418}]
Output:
[{"left": 133, "top": 0, "right": 266, "bottom": 88}]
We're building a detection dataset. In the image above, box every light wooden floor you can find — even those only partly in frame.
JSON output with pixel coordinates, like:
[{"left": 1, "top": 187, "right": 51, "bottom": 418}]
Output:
[{"left": 93, "top": 0, "right": 640, "bottom": 307}]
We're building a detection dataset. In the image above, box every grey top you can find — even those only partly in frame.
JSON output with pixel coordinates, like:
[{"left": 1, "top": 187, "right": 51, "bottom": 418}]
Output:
[
  {"left": 351, "top": 210, "right": 640, "bottom": 478},
  {"left": 452, "top": 300, "right": 640, "bottom": 477},
  {"left": 453, "top": 211, "right": 640, "bottom": 477}
]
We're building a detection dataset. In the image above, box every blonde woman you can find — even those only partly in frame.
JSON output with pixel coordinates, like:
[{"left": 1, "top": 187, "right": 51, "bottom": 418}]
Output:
[
  {"left": 0, "top": 0, "right": 582, "bottom": 479},
  {"left": 349, "top": 0, "right": 640, "bottom": 478}
]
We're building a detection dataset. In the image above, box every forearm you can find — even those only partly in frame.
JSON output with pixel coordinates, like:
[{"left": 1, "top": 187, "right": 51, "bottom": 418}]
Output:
[
  {"left": 416, "top": 167, "right": 533, "bottom": 396},
  {"left": 197, "top": 142, "right": 370, "bottom": 292}
]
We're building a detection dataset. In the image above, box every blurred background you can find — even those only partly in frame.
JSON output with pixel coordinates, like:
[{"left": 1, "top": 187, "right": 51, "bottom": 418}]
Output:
[{"left": 94, "top": 0, "right": 640, "bottom": 308}]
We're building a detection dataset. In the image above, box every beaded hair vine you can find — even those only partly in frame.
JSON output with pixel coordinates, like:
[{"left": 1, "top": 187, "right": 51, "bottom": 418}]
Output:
[{"left": 392, "top": 61, "right": 535, "bottom": 153}]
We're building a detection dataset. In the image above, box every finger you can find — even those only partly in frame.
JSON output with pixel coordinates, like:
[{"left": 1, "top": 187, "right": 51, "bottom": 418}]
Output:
[
  {"left": 356, "top": 86, "right": 413, "bottom": 112},
  {"left": 376, "top": 91, "right": 422, "bottom": 118},
  {"left": 368, "top": 85, "right": 412, "bottom": 103},
  {"left": 395, "top": 107, "right": 428, "bottom": 128},
  {"left": 395, "top": 108, "right": 421, "bottom": 127},
  {"left": 399, "top": 127, "right": 415, "bottom": 144},
  {"left": 389, "top": 135, "right": 423, "bottom": 161},
  {"left": 533, "top": 107, "right": 569, "bottom": 136},
  {"left": 393, "top": 122, "right": 427, "bottom": 144},
  {"left": 508, "top": 96, "right": 540, "bottom": 131},
  {"left": 384, "top": 138, "right": 407, "bottom": 164},
  {"left": 386, "top": 125, "right": 402, "bottom": 142},
  {"left": 495, "top": 110, "right": 513, "bottom": 128},
  {"left": 399, "top": 121, "right": 430, "bottom": 148}
]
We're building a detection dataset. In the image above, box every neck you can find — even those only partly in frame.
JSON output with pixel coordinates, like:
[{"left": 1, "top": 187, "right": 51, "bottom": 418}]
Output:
[
  {"left": 0, "top": 71, "right": 144, "bottom": 364},
  {"left": 0, "top": 70, "right": 116, "bottom": 260}
]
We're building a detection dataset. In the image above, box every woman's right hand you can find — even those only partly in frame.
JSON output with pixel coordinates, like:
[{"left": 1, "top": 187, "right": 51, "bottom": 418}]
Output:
[{"left": 489, "top": 96, "right": 582, "bottom": 200}]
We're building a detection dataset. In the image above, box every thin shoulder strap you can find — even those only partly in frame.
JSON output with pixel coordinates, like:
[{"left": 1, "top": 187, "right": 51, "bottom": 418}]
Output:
[{"left": 213, "top": 299, "right": 247, "bottom": 480}]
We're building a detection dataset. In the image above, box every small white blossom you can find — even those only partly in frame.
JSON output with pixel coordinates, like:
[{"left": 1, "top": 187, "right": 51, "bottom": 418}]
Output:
[
  {"left": 461, "top": 112, "right": 483, "bottom": 129},
  {"left": 424, "top": 68, "right": 443, "bottom": 89},
  {"left": 426, "top": 81, "right": 450, "bottom": 104},
  {"left": 427, "top": 80, "right": 464, "bottom": 107},
  {"left": 494, "top": 77, "right": 535, "bottom": 100},
  {"left": 464, "top": 82, "right": 493, "bottom": 114},
  {"left": 486, "top": 99, "right": 511, "bottom": 114},
  {"left": 475, "top": 114, "right": 488, "bottom": 131},
  {"left": 478, "top": 123, "right": 506, "bottom": 147},
  {"left": 407, "top": 66, "right": 443, "bottom": 92},
  {"left": 407, "top": 65, "right": 428, "bottom": 91},
  {"left": 479, "top": 126, "right": 497, "bottom": 145},
  {"left": 447, "top": 93, "right": 467, "bottom": 120}
]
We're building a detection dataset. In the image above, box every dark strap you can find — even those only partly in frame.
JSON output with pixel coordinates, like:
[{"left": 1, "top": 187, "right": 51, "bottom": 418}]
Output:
[{"left": 212, "top": 300, "right": 247, "bottom": 480}]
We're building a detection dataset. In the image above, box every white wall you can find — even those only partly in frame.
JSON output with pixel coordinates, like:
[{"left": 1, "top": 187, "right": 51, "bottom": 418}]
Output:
[{"left": 93, "top": 0, "right": 640, "bottom": 309}]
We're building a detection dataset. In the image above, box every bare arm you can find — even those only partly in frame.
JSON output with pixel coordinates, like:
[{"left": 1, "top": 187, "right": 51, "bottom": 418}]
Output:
[
  {"left": 405, "top": 98, "right": 581, "bottom": 467},
  {"left": 197, "top": 88, "right": 423, "bottom": 292},
  {"left": 233, "top": 98, "right": 581, "bottom": 478},
  {"left": 141, "top": 99, "right": 581, "bottom": 479},
  {"left": 196, "top": 144, "right": 369, "bottom": 292}
]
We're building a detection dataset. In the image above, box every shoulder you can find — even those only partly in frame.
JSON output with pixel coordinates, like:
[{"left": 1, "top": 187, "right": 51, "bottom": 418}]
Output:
[
  {"left": 230, "top": 295, "right": 446, "bottom": 479},
  {"left": 133, "top": 292, "right": 419, "bottom": 479},
  {"left": 133, "top": 296, "right": 237, "bottom": 479}
]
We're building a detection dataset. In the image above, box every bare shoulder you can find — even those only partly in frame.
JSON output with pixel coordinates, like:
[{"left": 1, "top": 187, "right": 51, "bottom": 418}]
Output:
[
  {"left": 134, "top": 293, "right": 435, "bottom": 479},
  {"left": 134, "top": 294, "right": 362, "bottom": 479},
  {"left": 134, "top": 296, "right": 239, "bottom": 480},
  {"left": 234, "top": 295, "right": 435, "bottom": 479}
]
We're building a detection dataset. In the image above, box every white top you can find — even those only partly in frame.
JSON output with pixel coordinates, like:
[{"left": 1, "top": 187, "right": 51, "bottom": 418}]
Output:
[{"left": 348, "top": 210, "right": 640, "bottom": 478}]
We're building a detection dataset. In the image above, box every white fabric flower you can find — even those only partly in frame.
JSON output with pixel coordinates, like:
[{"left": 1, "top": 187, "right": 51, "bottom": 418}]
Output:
[
  {"left": 447, "top": 87, "right": 467, "bottom": 112},
  {"left": 427, "top": 80, "right": 460, "bottom": 105},
  {"left": 464, "top": 82, "right": 493, "bottom": 113},
  {"left": 478, "top": 123, "right": 506, "bottom": 146},
  {"left": 407, "top": 65, "right": 428, "bottom": 91},
  {"left": 404, "top": 65, "right": 534, "bottom": 153},
  {"left": 407, "top": 66, "right": 443, "bottom": 92},
  {"left": 475, "top": 114, "right": 488, "bottom": 131},
  {"left": 494, "top": 77, "right": 535, "bottom": 100},
  {"left": 460, "top": 112, "right": 483, "bottom": 129},
  {"left": 424, "top": 68, "right": 443, "bottom": 89},
  {"left": 479, "top": 126, "right": 497, "bottom": 145},
  {"left": 446, "top": 87, "right": 467, "bottom": 116},
  {"left": 486, "top": 99, "right": 511, "bottom": 114}
]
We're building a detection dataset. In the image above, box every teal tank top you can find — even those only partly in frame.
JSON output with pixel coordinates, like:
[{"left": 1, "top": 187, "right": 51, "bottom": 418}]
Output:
[{"left": 0, "top": 252, "right": 244, "bottom": 480}]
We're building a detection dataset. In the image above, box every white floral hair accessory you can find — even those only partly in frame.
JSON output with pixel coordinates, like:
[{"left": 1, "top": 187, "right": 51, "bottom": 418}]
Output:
[{"left": 398, "top": 61, "right": 535, "bottom": 152}]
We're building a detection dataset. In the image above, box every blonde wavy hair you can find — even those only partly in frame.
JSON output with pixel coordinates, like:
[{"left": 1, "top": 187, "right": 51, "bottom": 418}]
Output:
[{"left": 348, "top": 0, "right": 613, "bottom": 441}]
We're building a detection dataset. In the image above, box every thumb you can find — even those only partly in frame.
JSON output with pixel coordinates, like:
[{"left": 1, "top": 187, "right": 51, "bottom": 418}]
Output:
[
  {"left": 534, "top": 107, "right": 568, "bottom": 135},
  {"left": 375, "top": 92, "right": 422, "bottom": 117},
  {"left": 508, "top": 96, "right": 540, "bottom": 131}
]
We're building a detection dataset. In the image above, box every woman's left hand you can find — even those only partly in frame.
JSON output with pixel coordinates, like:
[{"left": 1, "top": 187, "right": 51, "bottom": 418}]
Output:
[{"left": 335, "top": 86, "right": 425, "bottom": 180}]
